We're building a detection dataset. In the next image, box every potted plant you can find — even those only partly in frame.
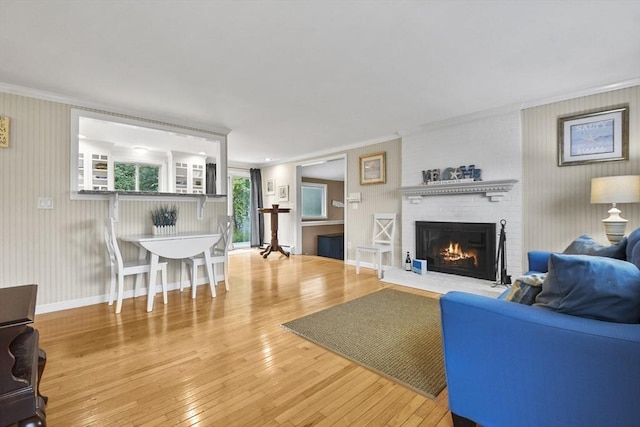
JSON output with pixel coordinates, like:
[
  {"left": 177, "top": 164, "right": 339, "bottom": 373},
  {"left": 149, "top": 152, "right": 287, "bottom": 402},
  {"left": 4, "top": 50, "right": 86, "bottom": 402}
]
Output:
[{"left": 151, "top": 205, "right": 178, "bottom": 234}]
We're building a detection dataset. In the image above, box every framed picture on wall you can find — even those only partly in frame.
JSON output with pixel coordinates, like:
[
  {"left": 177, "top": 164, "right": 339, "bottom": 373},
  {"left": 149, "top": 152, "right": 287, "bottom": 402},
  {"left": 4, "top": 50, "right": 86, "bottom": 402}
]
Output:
[
  {"left": 359, "top": 151, "right": 386, "bottom": 184},
  {"left": 278, "top": 185, "right": 289, "bottom": 202},
  {"left": 0, "top": 116, "right": 9, "bottom": 148},
  {"left": 265, "top": 178, "right": 275, "bottom": 195},
  {"left": 558, "top": 105, "right": 629, "bottom": 166}
]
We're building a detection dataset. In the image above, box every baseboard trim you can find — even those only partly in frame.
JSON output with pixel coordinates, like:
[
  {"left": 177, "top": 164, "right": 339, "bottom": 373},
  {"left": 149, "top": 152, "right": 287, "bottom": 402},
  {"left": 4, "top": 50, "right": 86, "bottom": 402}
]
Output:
[{"left": 35, "top": 276, "right": 224, "bottom": 314}]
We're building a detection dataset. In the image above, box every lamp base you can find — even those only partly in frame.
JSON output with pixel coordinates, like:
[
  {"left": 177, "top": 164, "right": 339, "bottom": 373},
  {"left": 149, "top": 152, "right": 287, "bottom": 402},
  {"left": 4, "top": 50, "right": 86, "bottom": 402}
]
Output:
[{"left": 602, "top": 206, "right": 628, "bottom": 244}]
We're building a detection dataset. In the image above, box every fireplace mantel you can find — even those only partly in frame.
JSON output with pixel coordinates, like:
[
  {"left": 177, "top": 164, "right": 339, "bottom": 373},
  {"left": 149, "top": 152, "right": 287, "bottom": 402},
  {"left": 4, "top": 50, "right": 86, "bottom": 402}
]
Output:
[{"left": 400, "top": 179, "right": 518, "bottom": 202}]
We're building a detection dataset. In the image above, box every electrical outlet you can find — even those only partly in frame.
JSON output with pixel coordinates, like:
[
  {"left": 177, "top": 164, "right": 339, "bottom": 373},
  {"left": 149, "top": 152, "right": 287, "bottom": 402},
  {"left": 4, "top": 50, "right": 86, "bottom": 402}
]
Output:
[{"left": 38, "top": 197, "right": 54, "bottom": 209}]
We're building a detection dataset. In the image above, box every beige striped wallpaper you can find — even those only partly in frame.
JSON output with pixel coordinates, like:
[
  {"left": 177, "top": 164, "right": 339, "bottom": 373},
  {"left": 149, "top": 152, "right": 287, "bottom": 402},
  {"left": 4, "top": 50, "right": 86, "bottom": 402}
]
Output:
[
  {"left": 0, "top": 92, "right": 227, "bottom": 309},
  {"left": 345, "top": 139, "right": 403, "bottom": 266},
  {"left": 522, "top": 85, "right": 640, "bottom": 255}
]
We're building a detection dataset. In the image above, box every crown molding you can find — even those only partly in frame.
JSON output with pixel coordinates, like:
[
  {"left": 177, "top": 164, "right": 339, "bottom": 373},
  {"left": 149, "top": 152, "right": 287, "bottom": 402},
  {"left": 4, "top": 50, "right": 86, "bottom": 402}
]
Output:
[
  {"left": 0, "top": 82, "right": 232, "bottom": 136},
  {"left": 398, "top": 78, "right": 640, "bottom": 138},
  {"left": 520, "top": 78, "right": 640, "bottom": 110}
]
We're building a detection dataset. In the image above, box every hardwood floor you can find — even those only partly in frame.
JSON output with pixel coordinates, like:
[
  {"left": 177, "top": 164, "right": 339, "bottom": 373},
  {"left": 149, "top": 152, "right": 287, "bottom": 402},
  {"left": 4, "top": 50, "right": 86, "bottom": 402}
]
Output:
[{"left": 34, "top": 250, "right": 454, "bottom": 426}]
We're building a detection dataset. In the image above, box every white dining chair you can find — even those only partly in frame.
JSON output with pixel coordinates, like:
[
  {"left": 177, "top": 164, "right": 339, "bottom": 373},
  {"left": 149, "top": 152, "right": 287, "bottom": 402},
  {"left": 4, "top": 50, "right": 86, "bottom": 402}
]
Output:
[
  {"left": 104, "top": 217, "right": 168, "bottom": 314},
  {"left": 182, "top": 215, "right": 233, "bottom": 297},
  {"left": 355, "top": 213, "right": 397, "bottom": 279}
]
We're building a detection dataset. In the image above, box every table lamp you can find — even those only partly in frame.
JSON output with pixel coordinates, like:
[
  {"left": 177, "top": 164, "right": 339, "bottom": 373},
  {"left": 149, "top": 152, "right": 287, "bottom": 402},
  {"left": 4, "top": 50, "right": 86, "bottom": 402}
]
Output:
[{"left": 591, "top": 175, "right": 640, "bottom": 244}]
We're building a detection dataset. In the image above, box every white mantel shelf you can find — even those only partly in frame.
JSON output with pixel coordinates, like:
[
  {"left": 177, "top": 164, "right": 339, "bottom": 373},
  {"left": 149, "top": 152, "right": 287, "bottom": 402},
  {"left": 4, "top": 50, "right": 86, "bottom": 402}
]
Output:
[{"left": 400, "top": 179, "right": 518, "bottom": 202}]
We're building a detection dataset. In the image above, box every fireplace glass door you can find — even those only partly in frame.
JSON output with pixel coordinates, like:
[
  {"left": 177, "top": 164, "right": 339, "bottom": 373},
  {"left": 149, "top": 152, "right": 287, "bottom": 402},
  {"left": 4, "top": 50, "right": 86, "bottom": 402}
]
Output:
[{"left": 415, "top": 221, "right": 496, "bottom": 280}]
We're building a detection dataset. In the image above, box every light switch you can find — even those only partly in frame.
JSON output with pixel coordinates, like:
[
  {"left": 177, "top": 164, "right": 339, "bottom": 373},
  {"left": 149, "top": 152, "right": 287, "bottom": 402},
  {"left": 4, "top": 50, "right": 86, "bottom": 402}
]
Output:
[{"left": 38, "top": 197, "right": 54, "bottom": 209}]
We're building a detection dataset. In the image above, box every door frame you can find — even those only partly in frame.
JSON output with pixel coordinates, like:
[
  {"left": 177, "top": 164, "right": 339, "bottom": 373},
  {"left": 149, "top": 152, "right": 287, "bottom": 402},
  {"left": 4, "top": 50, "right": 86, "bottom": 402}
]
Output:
[
  {"left": 294, "top": 154, "right": 347, "bottom": 258},
  {"left": 227, "top": 168, "right": 251, "bottom": 248}
]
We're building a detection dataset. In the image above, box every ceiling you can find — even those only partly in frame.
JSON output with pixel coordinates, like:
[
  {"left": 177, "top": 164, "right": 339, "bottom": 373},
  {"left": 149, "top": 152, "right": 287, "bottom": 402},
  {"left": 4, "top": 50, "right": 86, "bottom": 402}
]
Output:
[{"left": 1, "top": 1, "right": 639, "bottom": 167}]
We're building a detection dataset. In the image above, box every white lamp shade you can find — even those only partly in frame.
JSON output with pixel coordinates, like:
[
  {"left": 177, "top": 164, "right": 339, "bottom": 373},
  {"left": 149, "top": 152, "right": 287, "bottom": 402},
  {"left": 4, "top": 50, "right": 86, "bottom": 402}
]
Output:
[{"left": 591, "top": 175, "right": 640, "bottom": 204}]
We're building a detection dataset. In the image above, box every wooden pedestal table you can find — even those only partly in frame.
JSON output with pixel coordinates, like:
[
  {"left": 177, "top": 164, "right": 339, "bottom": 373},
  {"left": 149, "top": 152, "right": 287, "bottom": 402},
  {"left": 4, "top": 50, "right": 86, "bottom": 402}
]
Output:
[{"left": 259, "top": 204, "right": 291, "bottom": 258}]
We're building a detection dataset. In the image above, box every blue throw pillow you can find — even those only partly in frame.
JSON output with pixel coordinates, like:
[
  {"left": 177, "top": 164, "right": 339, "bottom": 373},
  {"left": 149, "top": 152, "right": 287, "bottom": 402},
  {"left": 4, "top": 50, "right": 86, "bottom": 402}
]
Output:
[
  {"left": 534, "top": 254, "right": 640, "bottom": 323},
  {"left": 626, "top": 227, "right": 640, "bottom": 268},
  {"left": 563, "top": 234, "right": 627, "bottom": 259}
]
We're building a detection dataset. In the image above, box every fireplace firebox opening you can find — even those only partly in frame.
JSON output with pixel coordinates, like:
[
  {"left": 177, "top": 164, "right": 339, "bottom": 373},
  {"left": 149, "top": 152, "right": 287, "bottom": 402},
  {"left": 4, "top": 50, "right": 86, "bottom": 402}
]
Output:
[{"left": 415, "top": 221, "right": 496, "bottom": 280}]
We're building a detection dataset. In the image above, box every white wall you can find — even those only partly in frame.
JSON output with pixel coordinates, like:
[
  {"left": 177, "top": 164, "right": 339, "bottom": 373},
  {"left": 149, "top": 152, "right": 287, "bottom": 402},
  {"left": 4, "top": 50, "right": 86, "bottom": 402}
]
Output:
[{"left": 401, "top": 109, "right": 523, "bottom": 277}]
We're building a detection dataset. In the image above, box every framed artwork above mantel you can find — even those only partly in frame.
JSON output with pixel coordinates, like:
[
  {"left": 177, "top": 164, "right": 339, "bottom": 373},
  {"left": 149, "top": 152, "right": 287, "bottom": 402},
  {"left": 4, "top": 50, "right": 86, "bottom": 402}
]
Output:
[{"left": 558, "top": 105, "right": 629, "bottom": 166}]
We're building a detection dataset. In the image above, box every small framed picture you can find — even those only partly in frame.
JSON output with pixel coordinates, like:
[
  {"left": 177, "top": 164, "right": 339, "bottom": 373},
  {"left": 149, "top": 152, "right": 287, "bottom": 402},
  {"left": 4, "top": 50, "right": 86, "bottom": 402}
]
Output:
[
  {"left": 265, "top": 178, "right": 275, "bottom": 195},
  {"left": 0, "top": 116, "right": 9, "bottom": 148},
  {"left": 558, "top": 105, "right": 629, "bottom": 166},
  {"left": 359, "top": 152, "right": 386, "bottom": 185},
  {"left": 278, "top": 185, "right": 289, "bottom": 202}
]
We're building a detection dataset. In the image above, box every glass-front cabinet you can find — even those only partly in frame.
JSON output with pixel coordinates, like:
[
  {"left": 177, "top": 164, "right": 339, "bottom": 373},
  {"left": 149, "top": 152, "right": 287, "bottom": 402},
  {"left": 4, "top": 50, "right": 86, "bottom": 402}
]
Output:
[
  {"left": 91, "top": 154, "right": 109, "bottom": 191},
  {"left": 173, "top": 154, "right": 206, "bottom": 194}
]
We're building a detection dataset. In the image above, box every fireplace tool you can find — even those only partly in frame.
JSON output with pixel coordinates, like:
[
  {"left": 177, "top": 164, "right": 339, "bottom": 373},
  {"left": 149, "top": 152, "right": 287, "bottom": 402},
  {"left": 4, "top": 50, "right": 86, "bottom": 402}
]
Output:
[{"left": 494, "top": 219, "right": 512, "bottom": 287}]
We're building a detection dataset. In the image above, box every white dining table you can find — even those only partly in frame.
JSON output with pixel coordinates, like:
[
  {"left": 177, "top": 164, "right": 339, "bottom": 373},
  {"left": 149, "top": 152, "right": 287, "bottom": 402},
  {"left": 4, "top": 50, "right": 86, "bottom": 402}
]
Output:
[{"left": 120, "top": 232, "right": 221, "bottom": 312}]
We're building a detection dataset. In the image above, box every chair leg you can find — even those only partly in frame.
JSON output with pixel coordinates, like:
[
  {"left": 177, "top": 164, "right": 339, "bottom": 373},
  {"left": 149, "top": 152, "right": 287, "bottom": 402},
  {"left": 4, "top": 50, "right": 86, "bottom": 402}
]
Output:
[
  {"left": 223, "top": 261, "right": 229, "bottom": 292},
  {"left": 208, "top": 262, "right": 217, "bottom": 297},
  {"left": 115, "top": 275, "right": 124, "bottom": 314},
  {"left": 376, "top": 250, "right": 382, "bottom": 279},
  {"left": 108, "top": 271, "right": 116, "bottom": 306},
  {"left": 161, "top": 265, "right": 168, "bottom": 305},
  {"left": 355, "top": 249, "right": 361, "bottom": 274}
]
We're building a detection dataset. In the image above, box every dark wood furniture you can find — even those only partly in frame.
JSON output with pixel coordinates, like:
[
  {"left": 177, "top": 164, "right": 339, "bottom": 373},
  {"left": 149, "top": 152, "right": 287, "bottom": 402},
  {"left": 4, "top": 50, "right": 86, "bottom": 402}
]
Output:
[
  {"left": 259, "top": 204, "right": 291, "bottom": 258},
  {"left": 317, "top": 233, "right": 344, "bottom": 260},
  {"left": 0, "top": 285, "right": 47, "bottom": 427}
]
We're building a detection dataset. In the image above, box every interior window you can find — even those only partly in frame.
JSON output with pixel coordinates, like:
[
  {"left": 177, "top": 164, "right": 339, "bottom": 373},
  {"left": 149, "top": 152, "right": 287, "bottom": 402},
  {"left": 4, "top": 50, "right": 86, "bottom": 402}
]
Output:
[{"left": 301, "top": 183, "right": 327, "bottom": 219}]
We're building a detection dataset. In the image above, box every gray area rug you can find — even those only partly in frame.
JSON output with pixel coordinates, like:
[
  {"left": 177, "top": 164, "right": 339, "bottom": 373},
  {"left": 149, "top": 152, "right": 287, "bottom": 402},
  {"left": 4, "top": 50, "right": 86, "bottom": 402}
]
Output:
[{"left": 281, "top": 288, "right": 446, "bottom": 398}]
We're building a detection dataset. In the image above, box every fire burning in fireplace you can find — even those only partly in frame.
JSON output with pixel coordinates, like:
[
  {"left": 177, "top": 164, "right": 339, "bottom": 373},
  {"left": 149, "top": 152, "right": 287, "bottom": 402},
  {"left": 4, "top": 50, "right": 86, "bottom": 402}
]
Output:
[
  {"left": 440, "top": 241, "right": 478, "bottom": 267},
  {"left": 416, "top": 221, "right": 496, "bottom": 280}
]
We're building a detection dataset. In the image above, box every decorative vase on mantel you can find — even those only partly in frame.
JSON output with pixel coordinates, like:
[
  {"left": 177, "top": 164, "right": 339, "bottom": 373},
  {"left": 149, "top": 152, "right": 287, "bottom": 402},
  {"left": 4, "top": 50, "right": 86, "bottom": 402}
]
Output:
[{"left": 151, "top": 205, "right": 178, "bottom": 235}]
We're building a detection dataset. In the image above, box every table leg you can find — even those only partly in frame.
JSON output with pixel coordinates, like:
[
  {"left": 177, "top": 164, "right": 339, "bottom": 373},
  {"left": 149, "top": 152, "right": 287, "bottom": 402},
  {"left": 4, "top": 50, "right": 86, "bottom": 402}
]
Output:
[
  {"left": 203, "top": 250, "right": 217, "bottom": 298},
  {"left": 260, "top": 245, "right": 273, "bottom": 258},
  {"left": 147, "top": 253, "right": 159, "bottom": 312}
]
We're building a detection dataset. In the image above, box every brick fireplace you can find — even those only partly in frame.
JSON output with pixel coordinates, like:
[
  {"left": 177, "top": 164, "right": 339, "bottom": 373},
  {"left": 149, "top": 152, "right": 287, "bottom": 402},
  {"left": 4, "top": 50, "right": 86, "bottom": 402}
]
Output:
[{"left": 400, "top": 110, "right": 523, "bottom": 280}]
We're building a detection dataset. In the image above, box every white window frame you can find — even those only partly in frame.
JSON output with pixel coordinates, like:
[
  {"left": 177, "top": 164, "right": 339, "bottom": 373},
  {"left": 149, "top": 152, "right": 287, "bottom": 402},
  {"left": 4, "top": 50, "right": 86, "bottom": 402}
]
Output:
[{"left": 301, "top": 182, "right": 327, "bottom": 220}]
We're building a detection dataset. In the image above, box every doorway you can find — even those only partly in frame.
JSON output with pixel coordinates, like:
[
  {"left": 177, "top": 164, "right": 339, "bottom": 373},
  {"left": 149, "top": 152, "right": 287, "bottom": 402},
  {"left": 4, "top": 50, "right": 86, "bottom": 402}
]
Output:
[
  {"left": 295, "top": 155, "right": 347, "bottom": 258},
  {"left": 228, "top": 172, "right": 251, "bottom": 247}
]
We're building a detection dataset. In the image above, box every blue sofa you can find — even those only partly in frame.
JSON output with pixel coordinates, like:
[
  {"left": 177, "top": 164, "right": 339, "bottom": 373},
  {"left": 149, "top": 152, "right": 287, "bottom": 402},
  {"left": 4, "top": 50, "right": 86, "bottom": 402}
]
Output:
[{"left": 440, "top": 233, "right": 640, "bottom": 427}]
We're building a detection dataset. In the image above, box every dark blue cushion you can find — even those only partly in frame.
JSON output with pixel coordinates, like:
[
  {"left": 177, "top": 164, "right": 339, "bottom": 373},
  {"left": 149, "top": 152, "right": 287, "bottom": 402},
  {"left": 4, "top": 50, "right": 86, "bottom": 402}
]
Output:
[
  {"left": 534, "top": 254, "right": 640, "bottom": 323},
  {"left": 626, "top": 227, "right": 640, "bottom": 268},
  {"left": 563, "top": 234, "right": 627, "bottom": 259}
]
